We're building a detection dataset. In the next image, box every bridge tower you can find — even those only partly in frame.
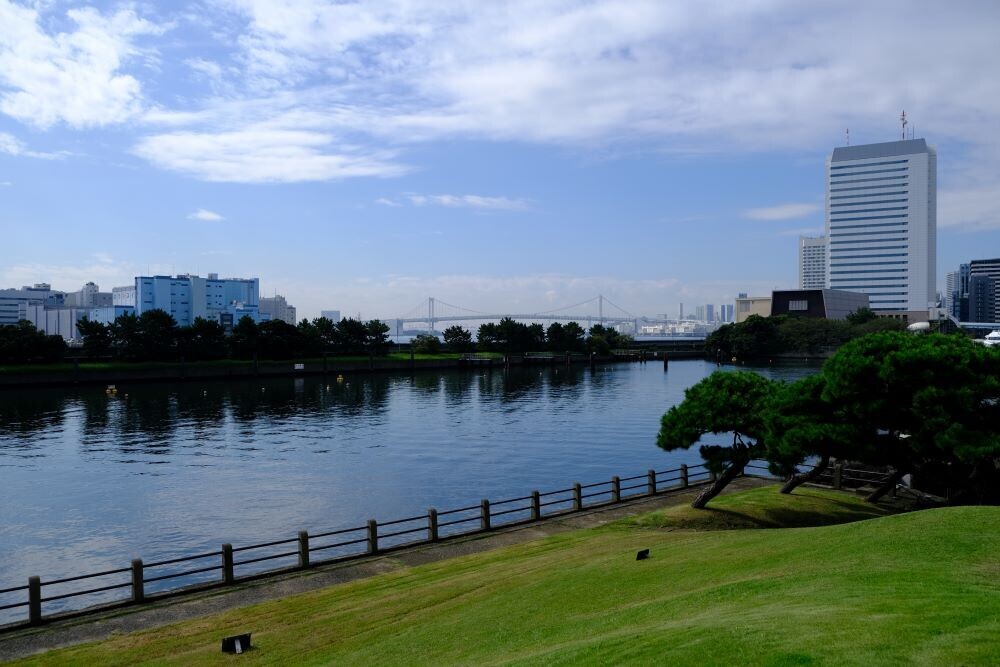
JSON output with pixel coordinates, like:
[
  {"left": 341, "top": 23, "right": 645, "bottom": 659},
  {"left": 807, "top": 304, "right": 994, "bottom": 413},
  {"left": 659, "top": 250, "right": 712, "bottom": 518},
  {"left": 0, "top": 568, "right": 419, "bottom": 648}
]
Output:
[
  {"left": 599, "top": 295, "right": 604, "bottom": 325},
  {"left": 428, "top": 297, "right": 435, "bottom": 332}
]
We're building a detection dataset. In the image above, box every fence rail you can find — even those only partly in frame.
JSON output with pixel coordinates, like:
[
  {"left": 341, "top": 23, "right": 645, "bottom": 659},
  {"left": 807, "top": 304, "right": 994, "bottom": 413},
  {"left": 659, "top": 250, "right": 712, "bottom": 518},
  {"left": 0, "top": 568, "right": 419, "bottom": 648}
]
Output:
[{"left": 0, "top": 461, "right": 717, "bottom": 630}]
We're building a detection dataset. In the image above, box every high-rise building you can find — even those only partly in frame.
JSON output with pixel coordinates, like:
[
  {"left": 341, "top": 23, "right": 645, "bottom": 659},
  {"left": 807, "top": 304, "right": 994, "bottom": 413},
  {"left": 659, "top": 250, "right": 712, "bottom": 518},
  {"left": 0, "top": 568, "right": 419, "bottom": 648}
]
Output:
[
  {"left": 260, "top": 295, "right": 298, "bottom": 325},
  {"left": 969, "top": 258, "right": 1000, "bottom": 322},
  {"left": 321, "top": 310, "right": 341, "bottom": 322},
  {"left": 968, "top": 275, "right": 996, "bottom": 323},
  {"left": 799, "top": 236, "right": 827, "bottom": 289},
  {"left": 65, "top": 282, "right": 112, "bottom": 308},
  {"left": 825, "top": 138, "right": 936, "bottom": 316},
  {"left": 721, "top": 304, "right": 734, "bottom": 323},
  {"left": 705, "top": 304, "right": 715, "bottom": 322}
]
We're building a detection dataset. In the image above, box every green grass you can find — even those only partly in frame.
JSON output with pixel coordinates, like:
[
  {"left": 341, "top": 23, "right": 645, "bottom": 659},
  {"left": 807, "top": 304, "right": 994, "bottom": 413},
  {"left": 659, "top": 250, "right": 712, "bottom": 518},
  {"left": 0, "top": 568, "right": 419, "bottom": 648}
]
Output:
[
  {"left": 14, "top": 486, "right": 1000, "bottom": 666},
  {"left": 629, "top": 485, "right": 892, "bottom": 530}
]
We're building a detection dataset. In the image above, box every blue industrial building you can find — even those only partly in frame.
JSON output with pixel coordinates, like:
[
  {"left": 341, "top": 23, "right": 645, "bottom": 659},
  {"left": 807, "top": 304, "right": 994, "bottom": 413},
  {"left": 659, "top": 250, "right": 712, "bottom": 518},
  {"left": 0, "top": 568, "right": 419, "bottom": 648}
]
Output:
[{"left": 134, "top": 273, "right": 262, "bottom": 326}]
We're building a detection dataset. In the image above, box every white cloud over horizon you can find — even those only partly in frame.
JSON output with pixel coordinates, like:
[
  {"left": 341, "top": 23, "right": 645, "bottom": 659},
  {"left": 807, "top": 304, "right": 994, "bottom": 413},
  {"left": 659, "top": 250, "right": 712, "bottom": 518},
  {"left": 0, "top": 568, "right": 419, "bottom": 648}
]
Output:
[{"left": 744, "top": 203, "right": 822, "bottom": 221}]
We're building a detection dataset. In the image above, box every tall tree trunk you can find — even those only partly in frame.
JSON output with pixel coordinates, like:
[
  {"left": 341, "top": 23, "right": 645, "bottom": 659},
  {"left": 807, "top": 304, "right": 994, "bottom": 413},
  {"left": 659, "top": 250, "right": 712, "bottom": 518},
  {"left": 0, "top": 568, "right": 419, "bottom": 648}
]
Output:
[
  {"left": 692, "top": 456, "right": 749, "bottom": 509},
  {"left": 866, "top": 468, "right": 907, "bottom": 503},
  {"left": 780, "top": 454, "right": 831, "bottom": 494}
]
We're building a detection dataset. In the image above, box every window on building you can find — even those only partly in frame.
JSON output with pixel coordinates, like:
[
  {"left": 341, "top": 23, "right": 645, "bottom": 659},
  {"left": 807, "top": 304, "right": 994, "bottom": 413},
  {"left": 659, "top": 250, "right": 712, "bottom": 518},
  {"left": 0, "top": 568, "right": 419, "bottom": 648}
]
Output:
[{"left": 788, "top": 300, "right": 808, "bottom": 311}]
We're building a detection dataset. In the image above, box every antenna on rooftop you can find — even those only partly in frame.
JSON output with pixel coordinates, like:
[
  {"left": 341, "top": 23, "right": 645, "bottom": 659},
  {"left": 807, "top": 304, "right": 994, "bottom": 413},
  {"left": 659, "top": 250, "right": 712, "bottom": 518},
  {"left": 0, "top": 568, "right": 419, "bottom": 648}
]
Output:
[{"left": 900, "top": 110, "right": 908, "bottom": 140}]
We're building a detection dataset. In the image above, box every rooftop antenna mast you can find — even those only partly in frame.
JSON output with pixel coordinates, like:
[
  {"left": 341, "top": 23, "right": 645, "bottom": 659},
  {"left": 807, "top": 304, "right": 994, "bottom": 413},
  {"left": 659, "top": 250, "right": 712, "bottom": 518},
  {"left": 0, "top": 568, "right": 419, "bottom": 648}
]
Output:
[{"left": 900, "top": 110, "right": 908, "bottom": 140}]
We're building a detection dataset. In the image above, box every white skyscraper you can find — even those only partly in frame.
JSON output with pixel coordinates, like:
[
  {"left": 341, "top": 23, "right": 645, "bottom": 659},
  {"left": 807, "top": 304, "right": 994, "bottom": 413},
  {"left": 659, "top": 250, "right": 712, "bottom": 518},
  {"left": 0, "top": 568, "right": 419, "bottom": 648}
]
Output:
[
  {"left": 798, "top": 236, "right": 827, "bottom": 289},
  {"left": 825, "top": 138, "right": 936, "bottom": 314}
]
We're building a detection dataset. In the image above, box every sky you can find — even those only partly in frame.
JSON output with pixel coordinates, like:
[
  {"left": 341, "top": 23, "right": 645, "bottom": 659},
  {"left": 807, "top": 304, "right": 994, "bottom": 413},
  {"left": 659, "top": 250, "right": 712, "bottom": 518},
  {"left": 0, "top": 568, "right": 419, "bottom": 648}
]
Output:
[{"left": 1, "top": 0, "right": 999, "bottom": 320}]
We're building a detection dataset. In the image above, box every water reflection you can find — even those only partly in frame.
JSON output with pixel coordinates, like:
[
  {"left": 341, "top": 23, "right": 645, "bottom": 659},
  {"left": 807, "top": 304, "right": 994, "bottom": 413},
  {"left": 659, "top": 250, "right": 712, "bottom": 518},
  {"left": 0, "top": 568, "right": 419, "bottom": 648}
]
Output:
[{"left": 0, "top": 360, "right": 818, "bottom": 625}]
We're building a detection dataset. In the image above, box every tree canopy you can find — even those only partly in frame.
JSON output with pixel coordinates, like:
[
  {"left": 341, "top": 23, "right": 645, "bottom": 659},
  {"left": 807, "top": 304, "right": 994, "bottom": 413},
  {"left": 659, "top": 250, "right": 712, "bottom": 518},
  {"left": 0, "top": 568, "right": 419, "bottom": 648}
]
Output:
[
  {"left": 664, "top": 331, "right": 1000, "bottom": 507},
  {"left": 657, "top": 371, "right": 779, "bottom": 508}
]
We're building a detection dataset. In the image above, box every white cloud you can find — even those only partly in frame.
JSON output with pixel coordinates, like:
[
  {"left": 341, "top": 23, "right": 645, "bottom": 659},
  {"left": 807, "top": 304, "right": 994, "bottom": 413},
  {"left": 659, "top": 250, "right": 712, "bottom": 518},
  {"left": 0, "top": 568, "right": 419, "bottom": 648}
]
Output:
[
  {"left": 0, "top": 180, "right": 10, "bottom": 186},
  {"left": 0, "top": 1, "right": 165, "bottom": 129},
  {"left": 375, "top": 197, "right": 401, "bottom": 207},
  {"left": 0, "top": 255, "right": 138, "bottom": 291},
  {"left": 0, "top": 131, "right": 65, "bottom": 159},
  {"left": 407, "top": 194, "right": 529, "bottom": 211},
  {"left": 188, "top": 208, "right": 225, "bottom": 221},
  {"left": 776, "top": 227, "right": 824, "bottom": 238},
  {"left": 133, "top": 128, "right": 407, "bottom": 183},
  {"left": 744, "top": 203, "right": 821, "bottom": 221}
]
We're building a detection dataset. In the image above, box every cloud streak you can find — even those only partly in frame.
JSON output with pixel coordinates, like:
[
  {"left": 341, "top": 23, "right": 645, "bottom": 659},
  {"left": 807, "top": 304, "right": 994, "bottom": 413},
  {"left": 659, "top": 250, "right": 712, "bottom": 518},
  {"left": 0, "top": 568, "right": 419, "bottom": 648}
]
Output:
[
  {"left": 743, "top": 203, "right": 822, "bottom": 221},
  {"left": 406, "top": 194, "right": 529, "bottom": 211},
  {"left": 188, "top": 208, "right": 224, "bottom": 221}
]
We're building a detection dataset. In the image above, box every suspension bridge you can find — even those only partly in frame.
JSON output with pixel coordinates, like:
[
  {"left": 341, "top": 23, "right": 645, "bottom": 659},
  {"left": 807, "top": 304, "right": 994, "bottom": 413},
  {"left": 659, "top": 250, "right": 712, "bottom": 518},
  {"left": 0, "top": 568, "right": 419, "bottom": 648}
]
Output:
[{"left": 384, "top": 295, "right": 700, "bottom": 338}]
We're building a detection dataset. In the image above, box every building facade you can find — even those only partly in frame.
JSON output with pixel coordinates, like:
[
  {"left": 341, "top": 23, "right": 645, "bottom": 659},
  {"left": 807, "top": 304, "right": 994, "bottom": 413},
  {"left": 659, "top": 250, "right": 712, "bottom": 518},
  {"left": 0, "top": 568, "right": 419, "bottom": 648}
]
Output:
[
  {"left": 735, "top": 295, "right": 772, "bottom": 323},
  {"left": 112, "top": 285, "right": 136, "bottom": 307},
  {"left": 65, "top": 282, "right": 112, "bottom": 308},
  {"left": 967, "top": 275, "right": 996, "bottom": 323},
  {"left": 260, "top": 295, "right": 298, "bottom": 325},
  {"left": 134, "top": 274, "right": 260, "bottom": 326},
  {"left": 320, "top": 310, "right": 341, "bottom": 322},
  {"left": 0, "top": 284, "right": 65, "bottom": 325},
  {"left": 798, "top": 235, "right": 827, "bottom": 289},
  {"left": 825, "top": 139, "right": 936, "bottom": 317},
  {"left": 969, "top": 258, "right": 1000, "bottom": 322},
  {"left": 770, "top": 289, "right": 869, "bottom": 320}
]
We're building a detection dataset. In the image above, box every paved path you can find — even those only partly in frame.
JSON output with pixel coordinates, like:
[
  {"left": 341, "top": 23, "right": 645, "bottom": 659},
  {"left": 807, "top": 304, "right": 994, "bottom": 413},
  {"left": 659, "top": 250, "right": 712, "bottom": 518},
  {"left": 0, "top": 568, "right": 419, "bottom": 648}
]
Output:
[{"left": 0, "top": 477, "right": 771, "bottom": 662}]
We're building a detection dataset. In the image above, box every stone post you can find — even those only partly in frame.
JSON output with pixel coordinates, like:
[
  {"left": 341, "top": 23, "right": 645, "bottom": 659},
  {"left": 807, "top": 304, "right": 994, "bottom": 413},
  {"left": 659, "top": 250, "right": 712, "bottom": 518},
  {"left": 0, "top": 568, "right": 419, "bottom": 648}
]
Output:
[
  {"left": 573, "top": 483, "right": 583, "bottom": 511},
  {"left": 367, "top": 520, "right": 378, "bottom": 554},
  {"left": 647, "top": 469, "right": 657, "bottom": 495},
  {"left": 28, "top": 576, "right": 41, "bottom": 625},
  {"left": 298, "top": 531, "right": 310, "bottom": 568},
  {"left": 131, "top": 559, "right": 144, "bottom": 602},
  {"left": 680, "top": 464, "right": 689, "bottom": 488},
  {"left": 531, "top": 491, "right": 541, "bottom": 521},
  {"left": 428, "top": 509, "right": 438, "bottom": 542},
  {"left": 480, "top": 499, "right": 491, "bottom": 531},
  {"left": 611, "top": 476, "right": 621, "bottom": 502},
  {"left": 222, "top": 544, "right": 234, "bottom": 584}
]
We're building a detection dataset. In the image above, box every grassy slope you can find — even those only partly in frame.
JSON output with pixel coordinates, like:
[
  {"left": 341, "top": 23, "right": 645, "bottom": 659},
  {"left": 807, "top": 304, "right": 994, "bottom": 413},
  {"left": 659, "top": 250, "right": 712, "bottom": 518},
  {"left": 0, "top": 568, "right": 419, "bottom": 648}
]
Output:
[{"left": 16, "top": 487, "right": 1000, "bottom": 666}]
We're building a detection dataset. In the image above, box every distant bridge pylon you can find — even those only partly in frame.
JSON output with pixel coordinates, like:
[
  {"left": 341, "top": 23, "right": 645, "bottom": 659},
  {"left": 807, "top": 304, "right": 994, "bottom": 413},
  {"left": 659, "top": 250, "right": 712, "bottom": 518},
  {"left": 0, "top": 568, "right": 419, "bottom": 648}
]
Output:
[{"left": 388, "top": 295, "right": 685, "bottom": 335}]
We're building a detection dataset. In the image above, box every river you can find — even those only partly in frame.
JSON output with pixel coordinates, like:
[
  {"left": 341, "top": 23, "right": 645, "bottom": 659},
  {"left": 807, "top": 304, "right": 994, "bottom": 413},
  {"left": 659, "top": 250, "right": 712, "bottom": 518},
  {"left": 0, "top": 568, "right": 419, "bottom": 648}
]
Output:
[{"left": 0, "top": 360, "right": 816, "bottom": 621}]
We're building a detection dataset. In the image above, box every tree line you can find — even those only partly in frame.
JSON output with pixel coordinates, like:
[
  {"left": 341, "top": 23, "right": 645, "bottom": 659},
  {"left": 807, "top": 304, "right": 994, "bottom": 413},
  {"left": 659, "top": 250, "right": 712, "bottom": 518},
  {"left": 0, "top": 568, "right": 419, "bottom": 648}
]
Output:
[
  {"left": 4, "top": 311, "right": 635, "bottom": 365},
  {"left": 705, "top": 308, "right": 905, "bottom": 360},
  {"left": 659, "top": 330, "right": 1000, "bottom": 508},
  {"left": 417, "top": 319, "right": 633, "bottom": 355},
  {"left": 0, "top": 321, "right": 68, "bottom": 364},
  {"left": 75, "top": 311, "right": 391, "bottom": 362}
]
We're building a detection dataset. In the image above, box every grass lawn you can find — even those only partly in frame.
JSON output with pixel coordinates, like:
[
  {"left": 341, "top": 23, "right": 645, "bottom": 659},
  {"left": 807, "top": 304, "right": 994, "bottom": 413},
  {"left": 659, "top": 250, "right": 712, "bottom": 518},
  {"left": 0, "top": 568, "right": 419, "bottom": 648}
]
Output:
[{"left": 14, "top": 486, "right": 1000, "bottom": 666}]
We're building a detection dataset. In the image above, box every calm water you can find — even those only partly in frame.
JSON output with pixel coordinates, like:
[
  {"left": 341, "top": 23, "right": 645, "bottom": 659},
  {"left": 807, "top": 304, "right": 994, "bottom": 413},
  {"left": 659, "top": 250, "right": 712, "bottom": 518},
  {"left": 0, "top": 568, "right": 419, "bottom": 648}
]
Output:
[{"left": 0, "top": 360, "right": 814, "bottom": 620}]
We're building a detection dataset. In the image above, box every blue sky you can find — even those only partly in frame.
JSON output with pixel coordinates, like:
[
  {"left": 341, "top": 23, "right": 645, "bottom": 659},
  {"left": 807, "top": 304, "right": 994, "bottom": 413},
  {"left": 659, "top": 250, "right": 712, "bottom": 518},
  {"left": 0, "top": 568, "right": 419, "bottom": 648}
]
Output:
[{"left": 1, "top": 0, "right": 999, "bottom": 319}]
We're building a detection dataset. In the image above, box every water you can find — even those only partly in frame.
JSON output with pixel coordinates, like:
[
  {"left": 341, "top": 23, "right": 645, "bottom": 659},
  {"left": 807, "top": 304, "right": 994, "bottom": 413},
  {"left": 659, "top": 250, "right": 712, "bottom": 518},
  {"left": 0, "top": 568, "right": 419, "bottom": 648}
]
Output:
[{"left": 0, "top": 360, "right": 814, "bottom": 621}]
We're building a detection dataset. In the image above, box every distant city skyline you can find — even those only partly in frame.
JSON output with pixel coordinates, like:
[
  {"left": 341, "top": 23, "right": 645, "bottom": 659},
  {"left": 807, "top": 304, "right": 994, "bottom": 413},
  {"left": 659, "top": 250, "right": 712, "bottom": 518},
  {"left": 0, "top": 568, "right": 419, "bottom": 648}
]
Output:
[{"left": 2, "top": 1, "right": 999, "bottom": 319}]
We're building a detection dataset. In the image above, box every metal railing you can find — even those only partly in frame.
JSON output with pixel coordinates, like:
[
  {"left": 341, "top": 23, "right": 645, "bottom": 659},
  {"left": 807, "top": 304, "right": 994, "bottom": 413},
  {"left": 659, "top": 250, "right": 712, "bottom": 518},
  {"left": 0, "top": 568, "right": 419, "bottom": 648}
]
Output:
[{"left": 0, "top": 462, "right": 713, "bottom": 630}]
